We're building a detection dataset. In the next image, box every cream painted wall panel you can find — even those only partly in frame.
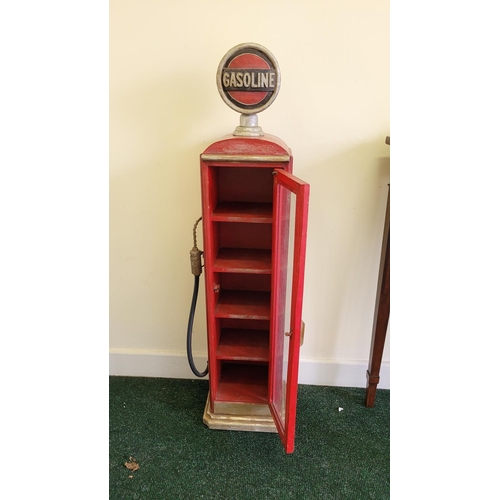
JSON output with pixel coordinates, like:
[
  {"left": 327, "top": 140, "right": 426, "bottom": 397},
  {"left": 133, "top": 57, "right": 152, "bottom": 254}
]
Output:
[{"left": 110, "top": 0, "right": 390, "bottom": 383}]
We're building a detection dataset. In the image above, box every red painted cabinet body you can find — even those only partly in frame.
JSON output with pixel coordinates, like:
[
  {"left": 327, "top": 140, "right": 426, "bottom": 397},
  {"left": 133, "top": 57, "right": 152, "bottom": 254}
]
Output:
[{"left": 200, "top": 133, "right": 309, "bottom": 454}]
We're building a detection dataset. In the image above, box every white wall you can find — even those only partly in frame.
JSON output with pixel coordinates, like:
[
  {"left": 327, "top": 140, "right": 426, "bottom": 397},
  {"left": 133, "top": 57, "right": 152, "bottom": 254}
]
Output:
[{"left": 110, "top": 0, "right": 390, "bottom": 388}]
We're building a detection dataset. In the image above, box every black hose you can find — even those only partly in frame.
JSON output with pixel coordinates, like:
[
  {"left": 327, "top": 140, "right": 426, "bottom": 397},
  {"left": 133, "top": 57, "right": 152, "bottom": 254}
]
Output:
[{"left": 186, "top": 274, "right": 208, "bottom": 377}]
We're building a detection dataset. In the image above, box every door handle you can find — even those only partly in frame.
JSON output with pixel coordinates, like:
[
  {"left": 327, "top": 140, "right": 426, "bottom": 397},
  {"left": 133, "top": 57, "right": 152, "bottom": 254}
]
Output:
[{"left": 285, "top": 321, "right": 305, "bottom": 346}]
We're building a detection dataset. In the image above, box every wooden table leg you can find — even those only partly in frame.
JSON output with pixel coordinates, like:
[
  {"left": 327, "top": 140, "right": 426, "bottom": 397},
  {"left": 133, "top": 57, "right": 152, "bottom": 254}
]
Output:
[{"left": 365, "top": 188, "right": 390, "bottom": 407}]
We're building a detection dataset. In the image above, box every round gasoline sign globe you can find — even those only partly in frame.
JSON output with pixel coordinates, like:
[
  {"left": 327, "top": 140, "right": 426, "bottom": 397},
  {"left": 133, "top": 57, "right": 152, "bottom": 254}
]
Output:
[{"left": 216, "top": 43, "right": 281, "bottom": 115}]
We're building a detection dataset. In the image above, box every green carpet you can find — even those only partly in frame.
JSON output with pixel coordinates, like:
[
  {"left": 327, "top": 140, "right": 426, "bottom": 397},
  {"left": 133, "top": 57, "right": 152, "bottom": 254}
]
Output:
[{"left": 109, "top": 377, "right": 389, "bottom": 499}]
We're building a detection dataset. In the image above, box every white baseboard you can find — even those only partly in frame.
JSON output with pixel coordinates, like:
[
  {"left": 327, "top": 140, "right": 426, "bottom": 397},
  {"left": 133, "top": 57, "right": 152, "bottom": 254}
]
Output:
[
  {"left": 109, "top": 349, "right": 390, "bottom": 389},
  {"left": 298, "top": 357, "right": 390, "bottom": 389}
]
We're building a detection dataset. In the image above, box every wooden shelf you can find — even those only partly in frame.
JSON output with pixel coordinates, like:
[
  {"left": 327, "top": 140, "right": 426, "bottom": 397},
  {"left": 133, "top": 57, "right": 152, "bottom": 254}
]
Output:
[
  {"left": 214, "top": 248, "right": 272, "bottom": 274},
  {"left": 212, "top": 202, "right": 273, "bottom": 223},
  {"left": 215, "top": 291, "right": 271, "bottom": 320},
  {"left": 216, "top": 329, "right": 269, "bottom": 362},
  {"left": 215, "top": 363, "right": 268, "bottom": 405}
]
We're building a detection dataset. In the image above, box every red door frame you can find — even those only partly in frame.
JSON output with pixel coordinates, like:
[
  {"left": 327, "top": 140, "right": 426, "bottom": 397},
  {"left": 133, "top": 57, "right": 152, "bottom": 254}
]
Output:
[{"left": 269, "top": 169, "right": 310, "bottom": 454}]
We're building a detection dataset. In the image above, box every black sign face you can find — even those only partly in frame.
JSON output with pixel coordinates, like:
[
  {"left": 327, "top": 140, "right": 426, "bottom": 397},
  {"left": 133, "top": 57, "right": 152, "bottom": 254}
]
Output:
[{"left": 216, "top": 43, "right": 281, "bottom": 114}]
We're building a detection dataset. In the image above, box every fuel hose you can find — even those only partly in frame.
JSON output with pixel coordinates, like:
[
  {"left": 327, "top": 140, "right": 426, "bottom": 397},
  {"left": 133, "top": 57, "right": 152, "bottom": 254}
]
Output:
[{"left": 186, "top": 217, "right": 208, "bottom": 377}]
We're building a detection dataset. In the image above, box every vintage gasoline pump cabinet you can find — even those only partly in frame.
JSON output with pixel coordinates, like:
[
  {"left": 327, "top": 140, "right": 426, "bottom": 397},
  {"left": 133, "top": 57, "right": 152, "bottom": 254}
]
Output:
[{"left": 190, "top": 43, "right": 309, "bottom": 454}]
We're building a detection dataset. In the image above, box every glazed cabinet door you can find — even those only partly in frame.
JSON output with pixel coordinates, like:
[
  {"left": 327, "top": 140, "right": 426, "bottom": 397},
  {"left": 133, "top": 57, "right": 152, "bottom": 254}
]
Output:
[{"left": 269, "top": 169, "right": 309, "bottom": 454}]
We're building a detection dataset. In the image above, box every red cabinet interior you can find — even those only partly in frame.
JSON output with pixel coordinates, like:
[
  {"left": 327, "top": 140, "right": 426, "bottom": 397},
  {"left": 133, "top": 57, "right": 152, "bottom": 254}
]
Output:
[{"left": 203, "top": 162, "right": 278, "bottom": 407}]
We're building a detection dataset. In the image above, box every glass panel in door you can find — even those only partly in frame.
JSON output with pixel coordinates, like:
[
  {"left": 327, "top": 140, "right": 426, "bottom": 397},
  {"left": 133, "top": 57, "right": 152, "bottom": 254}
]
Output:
[{"left": 269, "top": 169, "right": 309, "bottom": 454}]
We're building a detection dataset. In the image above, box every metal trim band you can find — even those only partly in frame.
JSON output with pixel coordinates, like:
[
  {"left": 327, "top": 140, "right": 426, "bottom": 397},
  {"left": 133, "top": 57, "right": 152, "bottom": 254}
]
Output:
[{"left": 201, "top": 154, "right": 290, "bottom": 162}]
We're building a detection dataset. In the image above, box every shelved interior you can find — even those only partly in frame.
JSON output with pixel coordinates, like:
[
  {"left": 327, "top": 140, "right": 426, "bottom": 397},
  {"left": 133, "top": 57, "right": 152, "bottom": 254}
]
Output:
[
  {"left": 207, "top": 165, "right": 276, "bottom": 407},
  {"left": 215, "top": 362, "right": 268, "bottom": 405}
]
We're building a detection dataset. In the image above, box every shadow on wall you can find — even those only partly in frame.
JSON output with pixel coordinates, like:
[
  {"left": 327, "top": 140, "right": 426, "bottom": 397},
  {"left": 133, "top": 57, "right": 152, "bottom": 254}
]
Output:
[{"left": 302, "top": 139, "right": 389, "bottom": 358}]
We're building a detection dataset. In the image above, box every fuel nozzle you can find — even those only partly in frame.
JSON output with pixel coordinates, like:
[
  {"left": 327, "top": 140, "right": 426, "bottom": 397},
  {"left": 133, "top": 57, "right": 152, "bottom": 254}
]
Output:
[
  {"left": 190, "top": 217, "right": 203, "bottom": 276},
  {"left": 190, "top": 246, "right": 203, "bottom": 276}
]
